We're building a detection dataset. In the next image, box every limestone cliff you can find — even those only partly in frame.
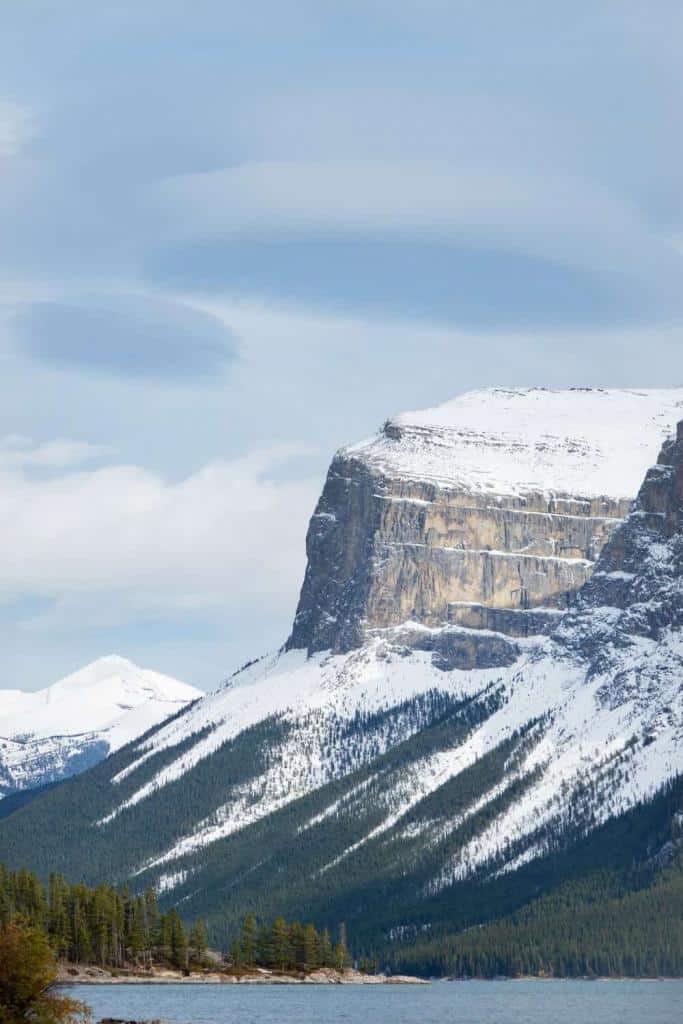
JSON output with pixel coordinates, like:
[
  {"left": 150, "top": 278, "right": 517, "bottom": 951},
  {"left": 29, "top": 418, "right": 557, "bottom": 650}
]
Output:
[{"left": 289, "top": 388, "right": 683, "bottom": 658}]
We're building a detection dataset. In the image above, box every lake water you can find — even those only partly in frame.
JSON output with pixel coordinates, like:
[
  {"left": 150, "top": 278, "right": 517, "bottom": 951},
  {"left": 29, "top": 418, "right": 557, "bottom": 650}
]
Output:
[{"left": 65, "top": 979, "right": 682, "bottom": 1024}]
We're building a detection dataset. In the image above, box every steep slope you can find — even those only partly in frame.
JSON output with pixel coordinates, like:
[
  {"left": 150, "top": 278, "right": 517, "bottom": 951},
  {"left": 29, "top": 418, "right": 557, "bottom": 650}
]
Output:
[
  {"left": 386, "top": 780, "right": 683, "bottom": 977},
  {"left": 290, "top": 388, "right": 683, "bottom": 654},
  {"left": 0, "top": 389, "right": 681, "bottom": 962},
  {"left": 0, "top": 656, "right": 201, "bottom": 793}
]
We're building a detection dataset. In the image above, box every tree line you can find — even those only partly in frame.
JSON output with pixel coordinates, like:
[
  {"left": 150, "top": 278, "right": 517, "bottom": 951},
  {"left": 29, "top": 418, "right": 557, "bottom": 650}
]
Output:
[
  {"left": 229, "top": 913, "right": 355, "bottom": 973},
  {"left": 0, "top": 862, "right": 358, "bottom": 976},
  {"left": 0, "top": 863, "right": 205, "bottom": 971}
]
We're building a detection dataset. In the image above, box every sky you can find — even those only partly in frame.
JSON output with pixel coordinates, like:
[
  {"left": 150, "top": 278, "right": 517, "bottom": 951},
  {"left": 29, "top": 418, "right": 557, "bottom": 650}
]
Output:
[{"left": 1, "top": 1, "right": 683, "bottom": 691}]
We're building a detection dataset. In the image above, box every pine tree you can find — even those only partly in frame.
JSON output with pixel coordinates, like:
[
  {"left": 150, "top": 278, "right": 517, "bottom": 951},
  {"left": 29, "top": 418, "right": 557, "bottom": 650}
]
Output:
[
  {"left": 320, "top": 927, "right": 334, "bottom": 968},
  {"left": 241, "top": 914, "right": 257, "bottom": 968},
  {"left": 189, "top": 921, "right": 208, "bottom": 966},
  {"left": 47, "top": 875, "right": 70, "bottom": 960},
  {"left": 171, "top": 911, "right": 188, "bottom": 971},
  {"left": 290, "top": 922, "right": 306, "bottom": 971},
  {"left": 71, "top": 897, "right": 92, "bottom": 965},
  {"left": 230, "top": 937, "right": 243, "bottom": 971},
  {"left": 303, "top": 924, "right": 320, "bottom": 970},
  {"left": 334, "top": 922, "right": 351, "bottom": 972},
  {"left": 270, "top": 917, "right": 292, "bottom": 972}
]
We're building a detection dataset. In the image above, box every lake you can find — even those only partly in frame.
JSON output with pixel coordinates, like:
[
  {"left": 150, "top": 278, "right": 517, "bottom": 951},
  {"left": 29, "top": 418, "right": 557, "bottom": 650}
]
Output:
[{"left": 65, "top": 979, "right": 682, "bottom": 1024}]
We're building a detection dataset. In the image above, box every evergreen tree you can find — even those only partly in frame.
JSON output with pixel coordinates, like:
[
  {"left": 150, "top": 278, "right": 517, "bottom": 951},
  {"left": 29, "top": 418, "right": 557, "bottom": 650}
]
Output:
[
  {"left": 303, "top": 924, "right": 320, "bottom": 970},
  {"left": 230, "top": 937, "right": 243, "bottom": 971},
  {"left": 269, "top": 917, "right": 292, "bottom": 972},
  {"left": 241, "top": 914, "right": 257, "bottom": 968},
  {"left": 290, "top": 922, "right": 306, "bottom": 971},
  {"left": 167, "top": 910, "right": 188, "bottom": 971},
  {"left": 320, "top": 927, "right": 334, "bottom": 968},
  {"left": 334, "top": 922, "right": 351, "bottom": 972},
  {"left": 189, "top": 921, "right": 208, "bottom": 965},
  {"left": 47, "top": 875, "right": 70, "bottom": 960}
]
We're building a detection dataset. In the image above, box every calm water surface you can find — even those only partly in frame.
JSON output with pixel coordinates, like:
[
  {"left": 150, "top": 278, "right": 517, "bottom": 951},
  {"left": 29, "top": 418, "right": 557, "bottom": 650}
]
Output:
[{"left": 65, "top": 980, "right": 682, "bottom": 1024}]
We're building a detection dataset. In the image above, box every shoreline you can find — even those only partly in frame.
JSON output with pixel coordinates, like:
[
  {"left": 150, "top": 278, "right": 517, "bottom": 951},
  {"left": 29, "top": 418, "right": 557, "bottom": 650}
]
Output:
[
  {"left": 57, "top": 964, "right": 683, "bottom": 986},
  {"left": 57, "top": 965, "right": 428, "bottom": 986}
]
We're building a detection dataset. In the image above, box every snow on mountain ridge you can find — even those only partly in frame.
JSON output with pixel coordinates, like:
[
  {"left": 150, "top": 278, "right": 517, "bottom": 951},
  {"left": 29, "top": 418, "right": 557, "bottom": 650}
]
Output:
[
  {"left": 0, "top": 656, "right": 202, "bottom": 793},
  {"left": 106, "top": 617, "right": 680, "bottom": 888},
  {"left": 1, "top": 655, "right": 200, "bottom": 740},
  {"left": 95, "top": 408, "right": 683, "bottom": 888},
  {"left": 346, "top": 387, "right": 683, "bottom": 496}
]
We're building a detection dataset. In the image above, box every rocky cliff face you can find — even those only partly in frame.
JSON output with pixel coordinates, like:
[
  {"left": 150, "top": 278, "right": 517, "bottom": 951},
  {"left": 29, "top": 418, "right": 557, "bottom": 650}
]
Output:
[
  {"left": 289, "top": 388, "right": 683, "bottom": 658},
  {"left": 557, "top": 418, "right": 683, "bottom": 669}
]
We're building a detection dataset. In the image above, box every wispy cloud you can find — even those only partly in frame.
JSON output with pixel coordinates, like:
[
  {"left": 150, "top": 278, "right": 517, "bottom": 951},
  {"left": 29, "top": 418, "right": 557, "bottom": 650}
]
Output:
[
  {"left": 10, "top": 293, "right": 238, "bottom": 380},
  {"left": 154, "top": 160, "right": 653, "bottom": 271},
  {"left": 0, "top": 436, "right": 111, "bottom": 470}
]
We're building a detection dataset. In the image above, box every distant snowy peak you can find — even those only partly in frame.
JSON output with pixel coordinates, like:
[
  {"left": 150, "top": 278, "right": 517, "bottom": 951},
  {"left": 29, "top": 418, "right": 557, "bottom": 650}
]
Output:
[
  {"left": 0, "top": 657, "right": 202, "bottom": 792},
  {"left": 0, "top": 655, "right": 200, "bottom": 744},
  {"left": 345, "top": 387, "right": 683, "bottom": 497},
  {"left": 41, "top": 655, "right": 199, "bottom": 711}
]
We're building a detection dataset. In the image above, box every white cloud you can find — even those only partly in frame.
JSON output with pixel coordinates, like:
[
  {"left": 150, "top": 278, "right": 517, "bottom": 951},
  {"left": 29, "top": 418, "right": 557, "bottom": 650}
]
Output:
[
  {"left": 0, "top": 443, "right": 318, "bottom": 622},
  {"left": 154, "top": 159, "right": 671, "bottom": 279},
  {"left": 0, "top": 436, "right": 111, "bottom": 469}
]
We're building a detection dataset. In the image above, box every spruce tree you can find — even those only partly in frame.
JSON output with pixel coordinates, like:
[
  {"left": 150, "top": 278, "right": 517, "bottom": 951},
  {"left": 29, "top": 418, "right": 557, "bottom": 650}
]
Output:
[
  {"left": 320, "top": 927, "right": 334, "bottom": 968},
  {"left": 241, "top": 914, "right": 257, "bottom": 968},
  {"left": 167, "top": 910, "right": 188, "bottom": 971},
  {"left": 290, "top": 922, "right": 306, "bottom": 971},
  {"left": 230, "top": 937, "right": 243, "bottom": 971},
  {"left": 270, "top": 918, "right": 292, "bottom": 972},
  {"left": 189, "top": 921, "right": 208, "bottom": 966},
  {"left": 334, "top": 923, "right": 351, "bottom": 972},
  {"left": 303, "top": 924, "right": 320, "bottom": 970}
]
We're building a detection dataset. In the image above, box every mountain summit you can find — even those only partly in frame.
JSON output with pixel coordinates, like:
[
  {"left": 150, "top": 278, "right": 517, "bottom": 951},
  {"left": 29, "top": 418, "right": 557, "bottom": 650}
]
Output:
[
  {"left": 0, "top": 656, "right": 201, "bottom": 793},
  {"left": 290, "top": 386, "right": 683, "bottom": 653}
]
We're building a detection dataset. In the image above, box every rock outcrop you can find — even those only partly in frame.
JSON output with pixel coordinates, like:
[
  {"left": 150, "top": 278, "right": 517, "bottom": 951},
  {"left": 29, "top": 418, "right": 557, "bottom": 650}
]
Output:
[
  {"left": 289, "top": 388, "right": 683, "bottom": 657},
  {"left": 557, "top": 418, "right": 683, "bottom": 668}
]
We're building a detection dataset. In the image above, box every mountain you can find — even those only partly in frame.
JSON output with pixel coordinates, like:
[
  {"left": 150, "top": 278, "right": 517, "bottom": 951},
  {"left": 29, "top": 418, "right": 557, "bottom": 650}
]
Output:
[
  {"left": 291, "top": 386, "right": 683, "bottom": 653},
  {"left": 0, "top": 387, "right": 682, "bottom": 967},
  {"left": 0, "top": 656, "right": 201, "bottom": 794}
]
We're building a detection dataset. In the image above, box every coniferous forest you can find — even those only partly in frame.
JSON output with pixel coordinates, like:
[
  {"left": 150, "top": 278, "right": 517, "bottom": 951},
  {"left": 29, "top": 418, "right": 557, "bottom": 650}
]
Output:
[
  {"left": 387, "top": 855, "right": 683, "bottom": 978},
  {"left": 0, "top": 864, "right": 353, "bottom": 975},
  {"left": 2, "top": 843, "right": 683, "bottom": 978},
  {"left": 1, "top": 779, "right": 682, "bottom": 979},
  {"left": 0, "top": 865, "right": 202, "bottom": 971}
]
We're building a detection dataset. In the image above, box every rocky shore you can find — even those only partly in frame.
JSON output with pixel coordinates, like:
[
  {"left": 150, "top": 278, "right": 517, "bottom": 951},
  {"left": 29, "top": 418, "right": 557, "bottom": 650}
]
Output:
[{"left": 57, "top": 964, "right": 427, "bottom": 985}]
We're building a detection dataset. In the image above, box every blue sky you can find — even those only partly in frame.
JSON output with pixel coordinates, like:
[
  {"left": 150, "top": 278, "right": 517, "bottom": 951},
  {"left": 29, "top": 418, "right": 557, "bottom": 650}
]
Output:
[{"left": 1, "top": 1, "right": 682, "bottom": 690}]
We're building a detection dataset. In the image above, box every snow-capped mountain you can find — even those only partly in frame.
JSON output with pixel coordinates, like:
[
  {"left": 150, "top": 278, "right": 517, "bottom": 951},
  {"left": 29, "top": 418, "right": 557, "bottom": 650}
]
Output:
[
  {"left": 0, "top": 388, "right": 681, "bottom": 954},
  {"left": 0, "top": 656, "right": 201, "bottom": 793},
  {"left": 290, "top": 387, "right": 683, "bottom": 653}
]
